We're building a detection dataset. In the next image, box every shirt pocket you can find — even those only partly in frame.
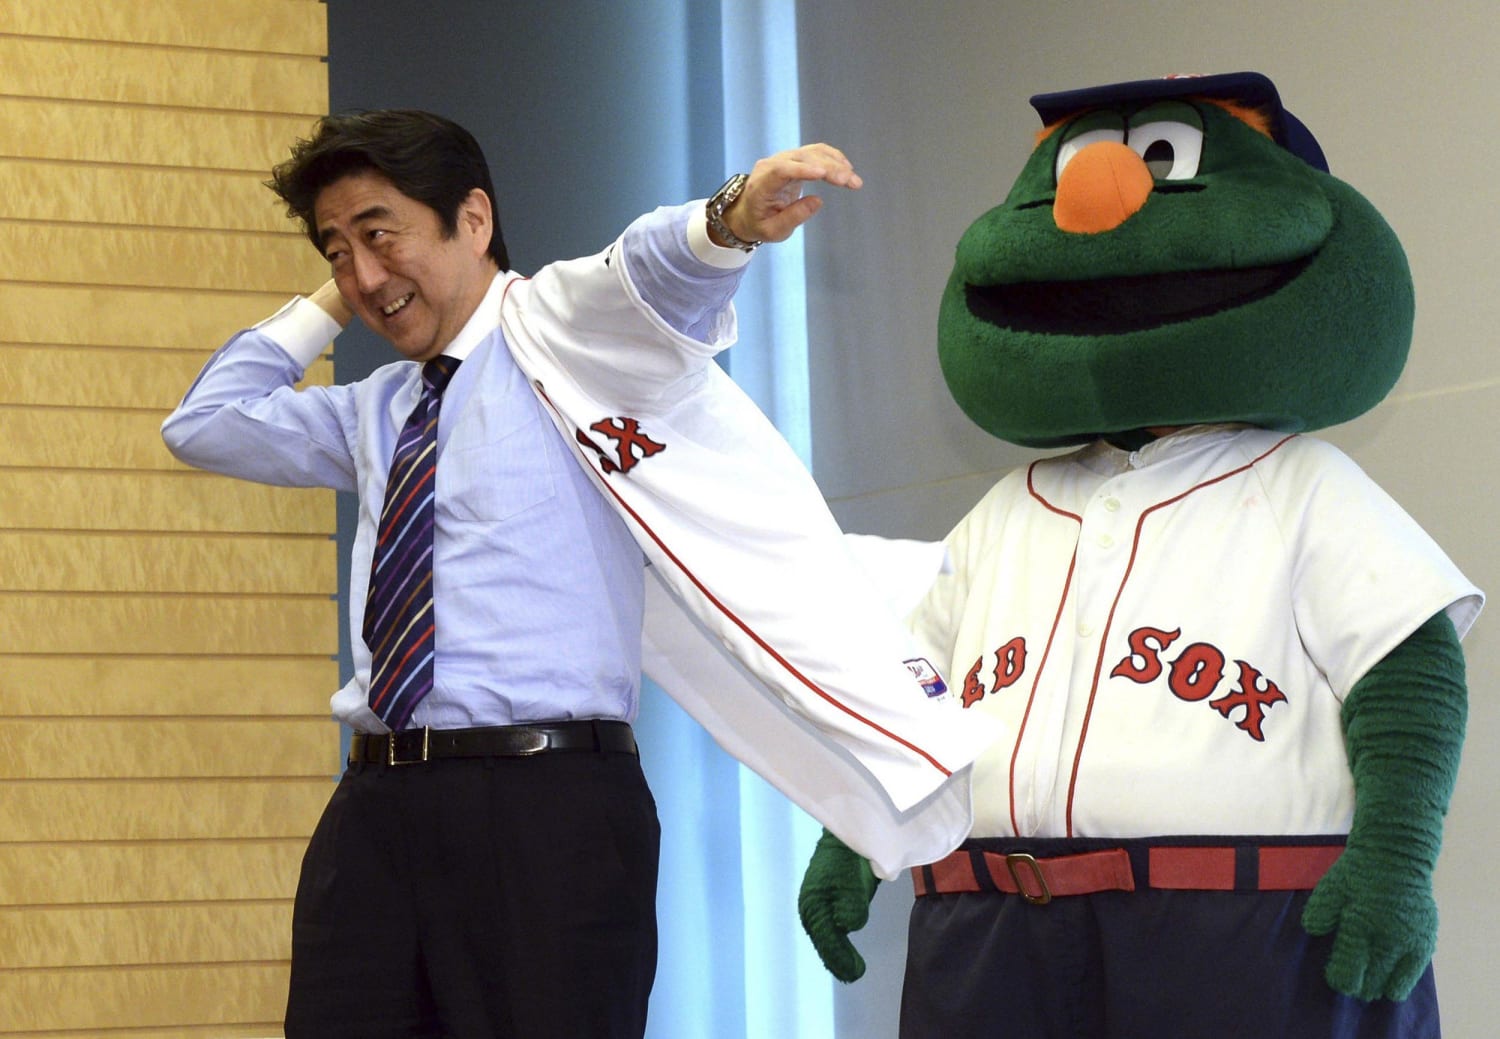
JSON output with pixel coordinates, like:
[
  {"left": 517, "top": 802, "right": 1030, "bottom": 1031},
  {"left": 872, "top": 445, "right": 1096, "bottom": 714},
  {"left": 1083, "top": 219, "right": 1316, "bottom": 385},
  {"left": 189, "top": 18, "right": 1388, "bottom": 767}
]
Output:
[{"left": 437, "top": 404, "right": 558, "bottom": 524}]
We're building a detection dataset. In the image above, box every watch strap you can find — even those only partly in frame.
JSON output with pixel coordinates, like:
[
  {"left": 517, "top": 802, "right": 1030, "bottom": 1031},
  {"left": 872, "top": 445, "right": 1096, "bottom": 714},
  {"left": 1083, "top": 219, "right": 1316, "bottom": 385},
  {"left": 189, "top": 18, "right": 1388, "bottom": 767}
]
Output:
[{"left": 706, "top": 173, "right": 761, "bottom": 252}]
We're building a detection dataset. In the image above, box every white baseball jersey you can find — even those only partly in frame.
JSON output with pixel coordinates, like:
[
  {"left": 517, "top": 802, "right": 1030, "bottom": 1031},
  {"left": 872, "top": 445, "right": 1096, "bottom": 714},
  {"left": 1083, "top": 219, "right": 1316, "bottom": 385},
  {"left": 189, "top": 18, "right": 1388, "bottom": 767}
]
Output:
[
  {"left": 496, "top": 244, "right": 1002, "bottom": 879},
  {"left": 909, "top": 425, "right": 1482, "bottom": 840}
]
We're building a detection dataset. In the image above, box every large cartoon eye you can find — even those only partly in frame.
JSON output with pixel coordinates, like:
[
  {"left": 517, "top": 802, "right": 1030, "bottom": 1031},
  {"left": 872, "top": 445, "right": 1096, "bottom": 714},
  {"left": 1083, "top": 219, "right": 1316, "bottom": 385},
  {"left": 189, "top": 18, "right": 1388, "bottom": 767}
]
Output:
[
  {"left": 1127, "top": 102, "right": 1204, "bottom": 180},
  {"left": 1054, "top": 111, "right": 1126, "bottom": 182}
]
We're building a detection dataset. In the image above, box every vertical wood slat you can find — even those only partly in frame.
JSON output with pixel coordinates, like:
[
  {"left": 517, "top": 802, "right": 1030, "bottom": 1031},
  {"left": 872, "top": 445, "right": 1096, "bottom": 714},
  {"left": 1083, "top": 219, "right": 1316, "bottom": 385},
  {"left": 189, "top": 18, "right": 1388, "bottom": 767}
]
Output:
[
  {"left": 0, "top": 35, "right": 328, "bottom": 114},
  {"left": 1, "top": 3, "right": 333, "bottom": 1035},
  {"left": 0, "top": 657, "right": 337, "bottom": 716},
  {"left": 0, "top": 348, "right": 334, "bottom": 410},
  {"left": 0, "top": 840, "right": 308, "bottom": 906},
  {"left": 0, "top": 160, "right": 291, "bottom": 232},
  {"left": 4, "top": 0, "right": 328, "bottom": 55},
  {"left": 0, "top": 963, "right": 293, "bottom": 1033}
]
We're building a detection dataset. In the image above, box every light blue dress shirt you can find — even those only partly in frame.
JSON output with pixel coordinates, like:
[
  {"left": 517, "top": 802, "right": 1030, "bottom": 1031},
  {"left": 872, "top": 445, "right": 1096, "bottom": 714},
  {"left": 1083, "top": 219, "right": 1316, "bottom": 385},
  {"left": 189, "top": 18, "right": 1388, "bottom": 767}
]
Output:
[{"left": 163, "top": 202, "right": 748, "bottom": 730}]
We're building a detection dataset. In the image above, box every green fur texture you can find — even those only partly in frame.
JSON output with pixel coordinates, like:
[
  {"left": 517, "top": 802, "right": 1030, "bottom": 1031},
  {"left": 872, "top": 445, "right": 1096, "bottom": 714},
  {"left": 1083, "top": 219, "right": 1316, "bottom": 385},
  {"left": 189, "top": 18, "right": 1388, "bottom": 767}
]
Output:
[
  {"left": 1303, "top": 611, "right": 1468, "bottom": 1001},
  {"left": 797, "top": 828, "right": 879, "bottom": 983},
  {"left": 938, "top": 103, "right": 1415, "bottom": 446}
]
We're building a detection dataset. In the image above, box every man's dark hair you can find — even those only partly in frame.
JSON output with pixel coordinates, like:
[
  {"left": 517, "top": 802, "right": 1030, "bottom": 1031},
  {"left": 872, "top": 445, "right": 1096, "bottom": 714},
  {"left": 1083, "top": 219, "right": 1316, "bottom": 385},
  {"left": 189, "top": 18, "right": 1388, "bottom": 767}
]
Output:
[{"left": 267, "top": 109, "right": 509, "bottom": 271}]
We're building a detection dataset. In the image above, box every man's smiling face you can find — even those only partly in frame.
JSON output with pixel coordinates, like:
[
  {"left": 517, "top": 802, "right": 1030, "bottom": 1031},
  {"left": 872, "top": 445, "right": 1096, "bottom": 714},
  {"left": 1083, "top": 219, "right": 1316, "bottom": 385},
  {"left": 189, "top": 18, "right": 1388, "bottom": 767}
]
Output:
[{"left": 315, "top": 169, "right": 496, "bottom": 362}]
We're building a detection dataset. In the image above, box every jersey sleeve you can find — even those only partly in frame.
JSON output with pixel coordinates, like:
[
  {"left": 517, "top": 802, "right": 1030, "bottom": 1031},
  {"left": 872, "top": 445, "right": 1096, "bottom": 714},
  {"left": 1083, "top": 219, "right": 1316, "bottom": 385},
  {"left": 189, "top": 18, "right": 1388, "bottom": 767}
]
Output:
[
  {"left": 907, "top": 515, "right": 979, "bottom": 679},
  {"left": 905, "top": 475, "right": 1023, "bottom": 677},
  {"left": 1268, "top": 438, "right": 1483, "bottom": 698},
  {"left": 619, "top": 200, "right": 748, "bottom": 345}
]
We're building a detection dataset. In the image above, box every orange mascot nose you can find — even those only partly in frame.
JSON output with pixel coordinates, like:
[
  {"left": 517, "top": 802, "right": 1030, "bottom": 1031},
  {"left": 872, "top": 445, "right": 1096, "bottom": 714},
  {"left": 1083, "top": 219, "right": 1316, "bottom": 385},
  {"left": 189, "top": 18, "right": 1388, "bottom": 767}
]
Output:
[{"left": 1053, "top": 141, "right": 1154, "bottom": 234}]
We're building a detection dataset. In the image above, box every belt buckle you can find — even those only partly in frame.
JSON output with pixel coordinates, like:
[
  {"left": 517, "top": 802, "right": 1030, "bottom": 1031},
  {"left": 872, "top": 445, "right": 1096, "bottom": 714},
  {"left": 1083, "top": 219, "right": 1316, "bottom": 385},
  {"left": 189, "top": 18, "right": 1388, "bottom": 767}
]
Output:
[
  {"left": 387, "top": 727, "right": 430, "bottom": 766},
  {"left": 1005, "top": 852, "right": 1052, "bottom": 905},
  {"left": 512, "top": 727, "right": 550, "bottom": 755}
]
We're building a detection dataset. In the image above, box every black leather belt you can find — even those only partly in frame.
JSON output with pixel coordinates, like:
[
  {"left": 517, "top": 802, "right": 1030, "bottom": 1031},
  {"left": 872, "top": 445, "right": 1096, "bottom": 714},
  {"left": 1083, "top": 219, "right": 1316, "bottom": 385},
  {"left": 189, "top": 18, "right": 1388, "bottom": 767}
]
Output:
[{"left": 348, "top": 721, "right": 637, "bottom": 767}]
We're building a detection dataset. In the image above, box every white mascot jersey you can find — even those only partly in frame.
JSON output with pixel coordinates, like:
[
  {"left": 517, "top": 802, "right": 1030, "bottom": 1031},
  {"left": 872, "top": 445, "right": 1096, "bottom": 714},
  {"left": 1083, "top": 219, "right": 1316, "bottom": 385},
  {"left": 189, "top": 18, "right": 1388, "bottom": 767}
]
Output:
[{"left": 908, "top": 425, "right": 1481, "bottom": 840}]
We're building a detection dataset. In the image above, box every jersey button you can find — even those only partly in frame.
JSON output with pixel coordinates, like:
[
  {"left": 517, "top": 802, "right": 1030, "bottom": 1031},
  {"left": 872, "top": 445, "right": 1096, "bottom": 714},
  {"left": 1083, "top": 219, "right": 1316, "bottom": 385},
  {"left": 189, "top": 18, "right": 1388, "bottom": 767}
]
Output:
[
  {"left": 1097, "top": 533, "right": 1115, "bottom": 549},
  {"left": 1103, "top": 497, "right": 1121, "bottom": 512}
]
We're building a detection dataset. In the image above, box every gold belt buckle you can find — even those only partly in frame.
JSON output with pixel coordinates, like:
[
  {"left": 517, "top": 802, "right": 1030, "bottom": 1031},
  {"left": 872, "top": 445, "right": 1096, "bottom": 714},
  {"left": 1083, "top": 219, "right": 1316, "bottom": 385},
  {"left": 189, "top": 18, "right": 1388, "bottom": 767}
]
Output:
[
  {"left": 1005, "top": 852, "right": 1052, "bottom": 905},
  {"left": 387, "top": 727, "right": 431, "bottom": 766}
]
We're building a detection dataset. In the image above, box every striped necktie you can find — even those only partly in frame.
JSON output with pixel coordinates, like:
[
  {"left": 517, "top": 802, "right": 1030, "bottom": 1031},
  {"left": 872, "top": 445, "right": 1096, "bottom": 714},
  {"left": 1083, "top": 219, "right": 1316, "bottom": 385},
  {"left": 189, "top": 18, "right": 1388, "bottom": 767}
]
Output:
[{"left": 363, "top": 355, "right": 461, "bottom": 730}]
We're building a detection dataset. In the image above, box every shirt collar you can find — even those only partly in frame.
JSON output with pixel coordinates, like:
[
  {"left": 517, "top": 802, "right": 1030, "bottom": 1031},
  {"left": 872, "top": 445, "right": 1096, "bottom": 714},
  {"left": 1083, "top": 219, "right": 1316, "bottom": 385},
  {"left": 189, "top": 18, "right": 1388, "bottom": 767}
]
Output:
[
  {"left": 440, "top": 269, "right": 513, "bottom": 362},
  {"left": 1078, "top": 423, "right": 1254, "bottom": 475}
]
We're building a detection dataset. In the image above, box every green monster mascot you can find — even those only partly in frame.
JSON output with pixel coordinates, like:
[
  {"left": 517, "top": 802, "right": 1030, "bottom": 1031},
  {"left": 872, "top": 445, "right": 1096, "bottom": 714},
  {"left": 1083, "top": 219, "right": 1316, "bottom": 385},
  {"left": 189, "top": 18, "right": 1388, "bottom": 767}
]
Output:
[{"left": 799, "top": 72, "right": 1483, "bottom": 1038}]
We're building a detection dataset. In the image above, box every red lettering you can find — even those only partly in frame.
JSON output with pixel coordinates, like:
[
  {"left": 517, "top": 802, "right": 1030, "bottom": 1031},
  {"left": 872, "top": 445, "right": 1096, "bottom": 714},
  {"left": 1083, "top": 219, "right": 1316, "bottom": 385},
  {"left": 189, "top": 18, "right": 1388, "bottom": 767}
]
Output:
[
  {"left": 991, "top": 637, "right": 1027, "bottom": 691},
  {"left": 1168, "top": 642, "right": 1225, "bottom": 703},
  {"left": 961, "top": 657, "right": 986, "bottom": 709},
  {"left": 577, "top": 417, "right": 666, "bottom": 474},
  {"left": 1111, "top": 621, "right": 1287, "bottom": 741},
  {"left": 1110, "top": 626, "right": 1182, "bottom": 684},
  {"left": 1210, "top": 661, "right": 1287, "bottom": 741}
]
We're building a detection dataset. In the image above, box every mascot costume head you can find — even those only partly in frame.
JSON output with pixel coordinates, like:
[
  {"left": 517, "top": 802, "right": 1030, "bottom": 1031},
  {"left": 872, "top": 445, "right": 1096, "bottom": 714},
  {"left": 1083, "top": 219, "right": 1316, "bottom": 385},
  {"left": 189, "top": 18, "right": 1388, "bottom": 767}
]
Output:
[
  {"left": 800, "top": 72, "right": 1480, "bottom": 1034},
  {"left": 940, "top": 71, "right": 1411, "bottom": 446}
]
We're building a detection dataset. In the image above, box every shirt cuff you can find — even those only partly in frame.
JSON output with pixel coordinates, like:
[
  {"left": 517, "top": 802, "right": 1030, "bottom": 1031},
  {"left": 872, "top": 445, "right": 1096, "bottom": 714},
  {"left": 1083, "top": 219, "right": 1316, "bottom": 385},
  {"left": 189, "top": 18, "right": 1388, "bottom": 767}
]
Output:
[
  {"left": 685, "top": 201, "right": 755, "bottom": 271},
  {"left": 254, "top": 296, "right": 342, "bottom": 368}
]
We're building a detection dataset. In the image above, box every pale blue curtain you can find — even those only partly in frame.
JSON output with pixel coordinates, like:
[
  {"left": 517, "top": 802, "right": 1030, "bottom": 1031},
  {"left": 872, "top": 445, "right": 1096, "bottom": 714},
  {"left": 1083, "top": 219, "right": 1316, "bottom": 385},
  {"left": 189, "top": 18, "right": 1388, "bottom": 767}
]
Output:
[{"left": 638, "top": 2, "right": 838, "bottom": 1036}]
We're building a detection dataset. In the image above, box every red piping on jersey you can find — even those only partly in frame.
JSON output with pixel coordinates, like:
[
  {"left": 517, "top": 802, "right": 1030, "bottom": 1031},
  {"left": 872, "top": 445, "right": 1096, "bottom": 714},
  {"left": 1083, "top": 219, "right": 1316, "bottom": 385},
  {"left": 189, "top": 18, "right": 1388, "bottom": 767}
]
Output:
[
  {"left": 528, "top": 379, "right": 955, "bottom": 778},
  {"left": 1008, "top": 461, "right": 1085, "bottom": 834},
  {"left": 1061, "top": 434, "right": 1298, "bottom": 834},
  {"left": 1028, "top": 460, "right": 1087, "bottom": 523}
]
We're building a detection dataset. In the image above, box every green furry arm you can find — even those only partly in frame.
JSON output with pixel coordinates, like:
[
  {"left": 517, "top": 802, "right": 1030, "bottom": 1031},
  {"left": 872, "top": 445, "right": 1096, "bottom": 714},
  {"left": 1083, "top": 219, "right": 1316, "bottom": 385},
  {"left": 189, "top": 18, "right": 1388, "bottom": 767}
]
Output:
[
  {"left": 1302, "top": 610, "right": 1468, "bottom": 1001},
  {"left": 798, "top": 829, "right": 880, "bottom": 983}
]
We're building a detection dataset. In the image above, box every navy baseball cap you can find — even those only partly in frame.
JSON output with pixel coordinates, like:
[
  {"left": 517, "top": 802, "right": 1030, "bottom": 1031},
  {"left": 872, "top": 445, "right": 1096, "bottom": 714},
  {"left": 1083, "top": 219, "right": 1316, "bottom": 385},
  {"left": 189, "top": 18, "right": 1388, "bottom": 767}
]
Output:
[{"left": 1030, "top": 71, "right": 1329, "bottom": 173}]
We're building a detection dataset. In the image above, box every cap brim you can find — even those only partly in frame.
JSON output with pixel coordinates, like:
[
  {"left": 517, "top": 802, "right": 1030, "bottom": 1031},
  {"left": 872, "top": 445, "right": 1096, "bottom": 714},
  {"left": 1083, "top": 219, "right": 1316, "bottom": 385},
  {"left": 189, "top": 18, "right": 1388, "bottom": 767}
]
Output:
[{"left": 1029, "top": 71, "right": 1328, "bottom": 172}]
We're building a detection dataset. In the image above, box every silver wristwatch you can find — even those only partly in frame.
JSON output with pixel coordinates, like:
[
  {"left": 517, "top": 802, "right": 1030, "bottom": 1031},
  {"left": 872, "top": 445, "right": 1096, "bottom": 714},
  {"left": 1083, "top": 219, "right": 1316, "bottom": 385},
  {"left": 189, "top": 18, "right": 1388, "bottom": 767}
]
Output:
[{"left": 706, "top": 173, "right": 761, "bottom": 252}]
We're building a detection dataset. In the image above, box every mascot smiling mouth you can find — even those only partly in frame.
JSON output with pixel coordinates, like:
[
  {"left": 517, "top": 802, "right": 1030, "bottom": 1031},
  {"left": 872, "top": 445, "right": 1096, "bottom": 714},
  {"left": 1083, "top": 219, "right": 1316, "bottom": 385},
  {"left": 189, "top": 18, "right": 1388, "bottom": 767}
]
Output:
[{"left": 964, "top": 255, "right": 1313, "bottom": 335}]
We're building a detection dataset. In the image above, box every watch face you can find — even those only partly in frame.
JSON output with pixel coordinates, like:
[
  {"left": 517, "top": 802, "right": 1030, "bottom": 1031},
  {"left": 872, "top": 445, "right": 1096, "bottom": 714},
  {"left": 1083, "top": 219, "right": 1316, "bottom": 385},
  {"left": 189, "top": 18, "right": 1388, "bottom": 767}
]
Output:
[
  {"left": 708, "top": 173, "right": 757, "bottom": 249},
  {"left": 714, "top": 174, "right": 744, "bottom": 212}
]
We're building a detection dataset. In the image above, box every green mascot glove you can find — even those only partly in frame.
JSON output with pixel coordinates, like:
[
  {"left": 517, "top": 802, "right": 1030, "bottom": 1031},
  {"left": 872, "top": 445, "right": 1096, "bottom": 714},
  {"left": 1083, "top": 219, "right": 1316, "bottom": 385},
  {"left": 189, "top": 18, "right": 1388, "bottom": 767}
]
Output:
[
  {"left": 798, "top": 828, "right": 881, "bottom": 982},
  {"left": 1302, "top": 611, "right": 1467, "bottom": 1001}
]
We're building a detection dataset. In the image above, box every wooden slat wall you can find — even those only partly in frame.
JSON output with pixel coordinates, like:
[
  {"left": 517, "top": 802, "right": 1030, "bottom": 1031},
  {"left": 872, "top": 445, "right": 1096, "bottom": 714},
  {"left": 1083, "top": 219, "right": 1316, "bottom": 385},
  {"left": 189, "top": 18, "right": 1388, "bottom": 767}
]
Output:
[{"left": 0, "top": 3, "right": 337, "bottom": 1036}]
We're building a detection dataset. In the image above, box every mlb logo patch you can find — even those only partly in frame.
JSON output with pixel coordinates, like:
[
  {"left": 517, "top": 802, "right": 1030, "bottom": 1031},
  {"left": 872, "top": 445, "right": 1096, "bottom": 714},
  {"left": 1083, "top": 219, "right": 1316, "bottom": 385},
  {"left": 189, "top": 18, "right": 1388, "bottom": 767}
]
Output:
[{"left": 904, "top": 657, "right": 948, "bottom": 698}]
